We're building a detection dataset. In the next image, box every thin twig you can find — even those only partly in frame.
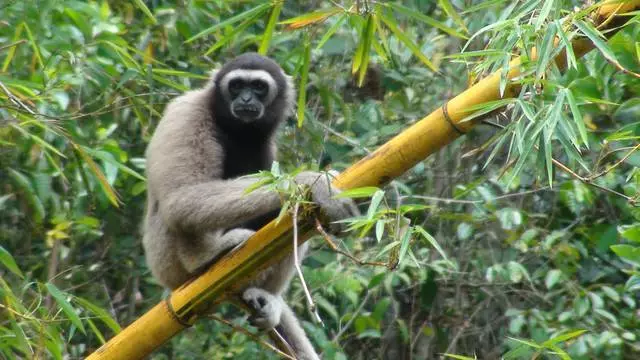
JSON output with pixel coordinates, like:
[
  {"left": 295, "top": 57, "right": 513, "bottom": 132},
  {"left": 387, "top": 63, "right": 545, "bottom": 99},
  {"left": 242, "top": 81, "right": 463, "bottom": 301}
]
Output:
[
  {"left": 315, "top": 218, "right": 387, "bottom": 267},
  {"left": 292, "top": 202, "right": 323, "bottom": 325},
  {"left": 0, "top": 39, "right": 26, "bottom": 52},
  {"left": 588, "top": 143, "right": 640, "bottom": 180},
  {"left": 551, "top": 157, "right": 636, "bottom": 204},
  {"left": 0, "top": 80, "right": 35, "bottom": 115},
  {"left": 208, "top": 314, "right": 296, "bottom": 360},
  {"left": 332, "top": 291, "right": 372, "bottom": 342}
]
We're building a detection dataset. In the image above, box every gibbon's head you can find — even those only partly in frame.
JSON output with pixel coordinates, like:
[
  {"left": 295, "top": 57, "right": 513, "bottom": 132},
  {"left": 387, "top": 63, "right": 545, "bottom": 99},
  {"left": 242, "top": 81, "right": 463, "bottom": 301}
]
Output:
[{"left": 212, "top": 53, "right": 294, "bottom": 137}]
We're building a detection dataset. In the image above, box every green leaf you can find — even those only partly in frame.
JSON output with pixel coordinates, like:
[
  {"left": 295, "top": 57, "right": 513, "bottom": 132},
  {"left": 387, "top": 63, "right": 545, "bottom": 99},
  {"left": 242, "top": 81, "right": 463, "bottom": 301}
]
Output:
[
  {"left": 74, "top": 296, "right": 122, "bottom": 334},
  {"left": 358, "top": 14, "right": 376, "bottom": 86},
  {"left": 386, "top": 2, "right": 467, "bottom": 39},
  {"left": 555, "top": 20, "right": 577, "bottom": 69},
  {"left": 366, "top": 190, "right": 385, "bottom": 220},
  {"left": 442, "top": 354, "right": 477, "bottom": 360},
  {"left": 545, "top": 269, "right": 562, "bottom": 289},
  {"left": 375, "top": 220, "right": 385, "bottom": 242},
  {"left": 437, "top": 0, "right": 469, "bottom": 34},
  {"left": 133, "top": 0, "right": 157, "bottom": 24},
  {"left": 542, "top": 329, "right": 587, "bottom": 346},
  {"left": 574, "top": 20, "right": 618, "bottom": 63},
  {"left": 619, "top": 224, "right": 640, "bottom": 243},
  {"left": 334, "top": 186, "right": 381, "bottom": 199},
  {"left": 414, "top": 226, "right": 449, "bottom": 262},
  {"left": 204, "top": 10, "right": 265, "bottom": 55},
  {"left": 535, "top": 0, "right": 554, "bottom": 30},
  {"left": 297, "top": 36, "right": 311, "bottom": 127},
  {"left": 611, "top": 244, "right": 640, "bottom": 267},
  {"left": 535, "top": 22, "right": 557, "bottom": 80},
  {"left": 8, "top": 168, "right": 45, "bottom": 223},
  {"left": 316, "top": 14, "right": 347, "bottom": 51},
  {"left": 564, "top": 88, "right": 588, "bottom": 147},
  {"left": 0, "top": 246, "right": 23, "bottom": 278},
  {"left": 281, "top": 7, "right": 341, "bottom": 28},
  {"left": 258, "top": 2, "right": 282, "bottom": 55},
  {"left": 185, "top": 3, "right": 271, "bottom": 43},
  {"left": 46, "top": 283, "right": 86, "bottom": 334},
  {"left": 379, "top": 13, "right": 437, "bottom": 72}
]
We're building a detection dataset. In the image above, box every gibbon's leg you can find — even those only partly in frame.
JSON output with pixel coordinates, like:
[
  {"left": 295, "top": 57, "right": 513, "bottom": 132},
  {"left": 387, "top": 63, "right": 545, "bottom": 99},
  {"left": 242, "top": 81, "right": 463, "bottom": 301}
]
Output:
[
  {"left": 243, "top": 288, "right": 320, "bottom": 360},
  {"left": 177, "top": 228, "right": 255, "bottom": 274}
]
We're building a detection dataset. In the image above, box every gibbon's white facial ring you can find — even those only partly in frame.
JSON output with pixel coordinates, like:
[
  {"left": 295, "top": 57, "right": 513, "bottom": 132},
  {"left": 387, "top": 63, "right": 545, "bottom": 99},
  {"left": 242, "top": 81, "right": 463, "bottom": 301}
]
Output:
[{"left": 220, "top": 69, "right": 278, "bottom": 106}]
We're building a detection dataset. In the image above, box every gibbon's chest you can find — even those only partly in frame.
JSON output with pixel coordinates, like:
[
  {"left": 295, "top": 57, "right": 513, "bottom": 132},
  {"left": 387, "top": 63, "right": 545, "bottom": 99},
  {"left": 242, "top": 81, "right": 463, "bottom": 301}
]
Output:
[{"left": 220, "top": 138, "right": 273, "bottom": 180}]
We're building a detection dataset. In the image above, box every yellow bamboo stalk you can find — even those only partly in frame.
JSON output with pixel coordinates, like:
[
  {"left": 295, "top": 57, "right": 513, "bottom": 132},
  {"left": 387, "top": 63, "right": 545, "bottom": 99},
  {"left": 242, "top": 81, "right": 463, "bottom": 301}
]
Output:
[{"left": 87, "top": 2, "right": 640, "bottom": 358}]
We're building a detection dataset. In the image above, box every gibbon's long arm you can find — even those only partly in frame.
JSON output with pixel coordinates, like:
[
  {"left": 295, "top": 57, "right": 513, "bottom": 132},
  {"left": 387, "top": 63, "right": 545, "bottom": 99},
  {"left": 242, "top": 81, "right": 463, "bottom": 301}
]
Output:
[{"left": 160, "top": 179, "right": 280, "bottom": 232}]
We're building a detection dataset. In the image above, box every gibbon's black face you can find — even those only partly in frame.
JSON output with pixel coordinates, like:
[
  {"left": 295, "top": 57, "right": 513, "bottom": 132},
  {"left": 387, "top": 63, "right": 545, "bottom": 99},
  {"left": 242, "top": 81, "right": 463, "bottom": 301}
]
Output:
[{"left": 212, "top": 53, "right": 292, "bottom": 138}]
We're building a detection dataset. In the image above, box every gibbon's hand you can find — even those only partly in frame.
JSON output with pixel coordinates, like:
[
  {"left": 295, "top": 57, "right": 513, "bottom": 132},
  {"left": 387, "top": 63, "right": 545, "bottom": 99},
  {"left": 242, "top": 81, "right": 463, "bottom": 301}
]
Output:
[{"left": 294, "top": 171, "right": 360, "bottom": 233}]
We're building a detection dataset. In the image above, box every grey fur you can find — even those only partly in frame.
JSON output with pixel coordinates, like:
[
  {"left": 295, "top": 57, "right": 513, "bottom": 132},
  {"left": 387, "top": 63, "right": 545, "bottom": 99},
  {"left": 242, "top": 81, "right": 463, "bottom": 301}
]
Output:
[{"left": 142, "top": 53, "right": 356, "bottom": 360}]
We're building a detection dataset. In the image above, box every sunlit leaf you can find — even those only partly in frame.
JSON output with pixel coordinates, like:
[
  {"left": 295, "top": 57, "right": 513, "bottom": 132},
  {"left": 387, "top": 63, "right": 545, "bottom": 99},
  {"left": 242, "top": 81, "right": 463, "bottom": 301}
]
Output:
[
  {"left": 186, "top": 3, "right": 271, "bottom": 43},
  {"left": 281, "top": 7, "right": 341, "bottom": 29},
  {"left": 258, "top": 2, "right": 283, "bottom": 55},
  {"left": 379, "top": 13, "right": 437, "bottom": 71},
  {"left": 46, "top": 283, "right": 86, "bottom": 334}
]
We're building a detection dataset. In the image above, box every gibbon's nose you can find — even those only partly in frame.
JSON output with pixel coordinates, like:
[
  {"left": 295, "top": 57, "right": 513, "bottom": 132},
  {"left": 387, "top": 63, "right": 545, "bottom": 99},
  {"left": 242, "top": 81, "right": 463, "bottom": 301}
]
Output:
[{"left": 240, "top": 92, "right": 252, "bottom": 103}]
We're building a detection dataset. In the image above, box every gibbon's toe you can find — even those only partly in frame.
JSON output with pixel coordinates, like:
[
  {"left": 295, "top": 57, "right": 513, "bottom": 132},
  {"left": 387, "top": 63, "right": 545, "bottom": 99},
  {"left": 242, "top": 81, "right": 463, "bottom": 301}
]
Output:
[{"left": 243, "top": 287, "right": 282, "bottom": 329}]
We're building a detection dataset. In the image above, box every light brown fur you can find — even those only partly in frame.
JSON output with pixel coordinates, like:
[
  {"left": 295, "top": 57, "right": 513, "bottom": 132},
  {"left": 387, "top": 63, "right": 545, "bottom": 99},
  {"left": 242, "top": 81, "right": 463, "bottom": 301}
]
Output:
[{"left": 142, "top": 54, "right": 357, "bottom": 360}]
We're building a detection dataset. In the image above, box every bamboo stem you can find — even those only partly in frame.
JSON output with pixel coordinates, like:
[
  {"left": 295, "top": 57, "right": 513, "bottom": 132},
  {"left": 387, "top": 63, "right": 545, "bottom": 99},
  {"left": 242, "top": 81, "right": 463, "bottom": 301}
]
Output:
[{"left": 87, "top": 2, "right": 640, "bottom": 358}]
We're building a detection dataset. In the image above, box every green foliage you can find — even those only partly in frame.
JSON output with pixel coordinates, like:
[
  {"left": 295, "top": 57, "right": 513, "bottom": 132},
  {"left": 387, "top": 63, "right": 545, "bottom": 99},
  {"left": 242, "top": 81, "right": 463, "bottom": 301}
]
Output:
[{"left": 1, "top": 0, "right": 639, "bottom": 359}]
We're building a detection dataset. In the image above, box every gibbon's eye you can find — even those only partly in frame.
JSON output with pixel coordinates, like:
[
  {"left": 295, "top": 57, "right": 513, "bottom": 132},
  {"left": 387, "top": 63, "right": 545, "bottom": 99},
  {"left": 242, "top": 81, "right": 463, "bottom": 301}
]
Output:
[
  {"left": 251, "top": 80, "right": 268, "bottom": 97},
  {"left": 229, "top": 79, "right": 243, "bottom": 95}
]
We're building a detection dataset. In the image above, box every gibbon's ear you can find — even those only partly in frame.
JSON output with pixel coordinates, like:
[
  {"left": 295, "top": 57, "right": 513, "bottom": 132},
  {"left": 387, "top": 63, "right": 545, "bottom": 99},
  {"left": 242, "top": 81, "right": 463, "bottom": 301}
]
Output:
[{"left": 207, "top": 69, "right": 219, "bottom": 88}]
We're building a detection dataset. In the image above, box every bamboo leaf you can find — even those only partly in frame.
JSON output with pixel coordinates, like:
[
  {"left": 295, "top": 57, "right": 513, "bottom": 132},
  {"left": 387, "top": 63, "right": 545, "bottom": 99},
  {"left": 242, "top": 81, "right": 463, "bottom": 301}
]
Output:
[
  {"left": 535, "top": 0, "right": 554, "bottom": 30},
  {"left": 315, "top": 14, "right": 347, "bottom": 51},
  {"left": 535, "top": 22, "right": 557, "bottom": 80},
  {"left": 185, "top": 3, "right": 270, "bottom": 43},
  {"left": 75, "top": 145, "right": 121, "bottom": 207},
  {"left": 415, "top": 226, "right": 449, "bottom": 262},
  {"left": 0, "top": 246, "right": 24, "bottom": 278},
  {"left": 542, "top": 329, "right": 587, "bottom": 346},
  {"left": 46, "top": 283, "right": 86, "bottom": 334},
  {"left": 8, "top": 169, "right": 45, "bottom": 223},
  {"left": 74, "top": 296, "right": 122, "bottom": 334},
  {"left": 437, "top": 0, "right": 469, "bottom": 34},
  {"left": 259, "top": 2, "right": 283, "bottom": 55},
  {"left": 333, "top": 186, "right": 381, "bottom": 199},
  {"left": 21, "top": 22, "right": 43, "bottom": 69},
  {"left": 281, "top": 7, "right": 341, "bottom": 29},
  {"left": 366, "top": 189, "right": 385, "bottom": 220},
  {"left": 386, "top": 2, "right": 467, "bottom": 39},
  {"left": 297, "top": 37, "right": 311, "bottom": 127},
  {"left": 2, "top": 24, "right": 23, "bottom": 72},
  {"left": 574, "top": 19, "right": 618, "bottom": 63},
  {"left": 133, "top": 0, "right": 157, "bottom": 24},
  {"left": 564, "top": 88, "right": 588, "bottom": 148},
  {"left": 555, "top": 20, "right": 577, "bottom": 69},
  {"left": 379, "top": 14, "right": 437, "bottom": 72},
  {"left": 204, "top": 10, "right": 264, "bottom": 56},
  {"left": 358, "top": 14, "right": 376, "bottom": 86},
  {"left": 542, "top": 128, "right": 553, "bottom": 186}
]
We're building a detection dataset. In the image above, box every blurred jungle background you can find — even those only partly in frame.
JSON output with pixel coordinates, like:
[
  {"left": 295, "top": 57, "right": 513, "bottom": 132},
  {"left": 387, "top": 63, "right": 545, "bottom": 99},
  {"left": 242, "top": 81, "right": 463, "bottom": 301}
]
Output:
[{"left": 1, "top": 0, "right": 639, "bottom": 359}]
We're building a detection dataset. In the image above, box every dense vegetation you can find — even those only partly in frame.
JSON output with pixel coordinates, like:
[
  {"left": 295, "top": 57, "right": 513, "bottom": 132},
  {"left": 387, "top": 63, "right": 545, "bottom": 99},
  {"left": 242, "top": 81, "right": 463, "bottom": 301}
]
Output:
[{"left": 1, "top": 1, "right": 639, "bottom": 359}]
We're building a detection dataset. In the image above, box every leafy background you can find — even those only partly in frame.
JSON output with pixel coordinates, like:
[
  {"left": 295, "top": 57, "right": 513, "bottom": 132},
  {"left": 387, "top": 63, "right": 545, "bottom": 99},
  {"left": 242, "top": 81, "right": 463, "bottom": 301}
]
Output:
[{"left": 1, "top": 1, "right": 639, "bottom": 359}]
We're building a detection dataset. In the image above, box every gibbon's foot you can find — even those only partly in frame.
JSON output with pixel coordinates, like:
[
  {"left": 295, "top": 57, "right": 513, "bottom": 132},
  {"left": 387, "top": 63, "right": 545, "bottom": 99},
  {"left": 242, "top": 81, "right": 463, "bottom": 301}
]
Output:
[{"left": 243, "top": 287, "right": 283, "bottom": 329}]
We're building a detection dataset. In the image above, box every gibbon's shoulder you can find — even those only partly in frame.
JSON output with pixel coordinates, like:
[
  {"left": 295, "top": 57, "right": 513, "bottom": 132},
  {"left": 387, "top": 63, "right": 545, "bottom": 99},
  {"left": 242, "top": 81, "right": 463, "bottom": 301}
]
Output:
[{"left": 163, "top": 82, "right": 214, "bottom": 119}]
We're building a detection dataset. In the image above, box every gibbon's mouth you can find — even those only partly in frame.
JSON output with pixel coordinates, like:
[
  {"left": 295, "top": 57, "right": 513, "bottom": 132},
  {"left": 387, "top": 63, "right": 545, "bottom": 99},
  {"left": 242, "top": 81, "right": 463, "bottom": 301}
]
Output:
[{"left": 232, "top": 105, "right": 263, "bottom": 121}]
